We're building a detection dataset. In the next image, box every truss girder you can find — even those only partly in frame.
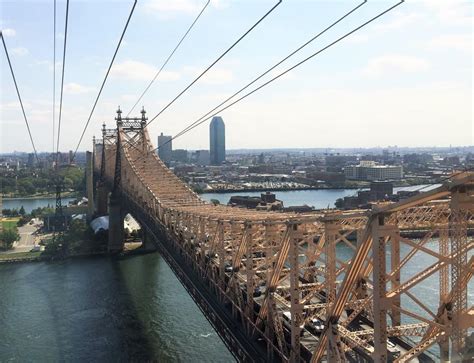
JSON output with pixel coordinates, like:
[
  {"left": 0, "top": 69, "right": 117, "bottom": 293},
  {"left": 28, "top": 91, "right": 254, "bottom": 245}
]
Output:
[{"left": 97, "top": 120, "right": 474, "bottom": 363}]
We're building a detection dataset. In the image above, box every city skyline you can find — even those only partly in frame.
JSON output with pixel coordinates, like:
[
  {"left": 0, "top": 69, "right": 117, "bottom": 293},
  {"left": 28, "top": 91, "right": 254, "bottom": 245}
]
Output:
[
  {"left": 1, "top": 0, "right": 472, "bottom": 153},
  {"left": 1, "top": 2, "right": 473, "bottom": 362}
]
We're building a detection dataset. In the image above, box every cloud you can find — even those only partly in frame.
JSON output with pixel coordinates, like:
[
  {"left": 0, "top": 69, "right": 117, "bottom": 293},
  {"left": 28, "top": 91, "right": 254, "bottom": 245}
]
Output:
[
  {"left": 184, "top": 65, "right": 233, "bottom": 84},
  {"left": 418, "top": 0, "right": 473, "bottom": 26},
  {"left": 11, "top": 47, "right": 28, "bottom": 56},
  {"left": 2, "top": 28, "right": 16, "bottom": 37},
  {"left": 111, "top": 60, "right": 181, "bottom": 81},
  {"left": 64, "top": 82, "right": 95, "bottom": 94},
  {"left": 147, "top": 0, "right": 202, "bottom": 14},
  {"left": 0, "top": 101, "right": 23, "bottom": 111},
  {"left": 34, "top": 60, "right": 62, "bottom": 73},
  {"left": 345, "top": 34, "right": 369, "bottom": 44},
  {"left": 428, "top": 34, "right": 472, "bottom": 53},
  {"left": 374, "top": 12, "right": 421, "bottom": 31},
  {"left": 145, "top": 0, "right": 227, "bottom": 19},
  {"left": 363, "top": 55, "right": 430, "bottom": 77}
]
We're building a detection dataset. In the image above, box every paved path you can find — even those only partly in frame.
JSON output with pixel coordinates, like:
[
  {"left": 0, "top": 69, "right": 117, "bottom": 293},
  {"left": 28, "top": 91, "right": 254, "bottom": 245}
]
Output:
[{"left": 9, "top": 223, "right": 38, "bottom": 253}]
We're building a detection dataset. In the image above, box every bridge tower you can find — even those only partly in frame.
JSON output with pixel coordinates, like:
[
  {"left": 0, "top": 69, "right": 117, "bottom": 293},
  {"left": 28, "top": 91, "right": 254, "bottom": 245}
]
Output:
[
  {"left": 96, "top": 123, "right": 114, "bottom": 216},
  {"left": 107, "top": 107, "right": 152, "bottom": 253},
  {"left": 108, "top": 108, "right": 125, "bottom": 253}
]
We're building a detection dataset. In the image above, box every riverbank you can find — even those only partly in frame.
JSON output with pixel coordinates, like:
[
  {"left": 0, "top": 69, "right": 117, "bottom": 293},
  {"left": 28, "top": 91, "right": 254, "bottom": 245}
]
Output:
[
  {"left": 2, "top": 191, "right": 81, "bottom": 200},
  {"left": 0, "top": 251, "right": 44, "bottom": 264},
  {"left": 196, "top": 181, "right": 437, "bottom": 194},
  {"left": 197, "top": 185, "right": 359, "bottom": 194},
  {"left": 0, "top": 245, "right": 152, "bottom": 264}
]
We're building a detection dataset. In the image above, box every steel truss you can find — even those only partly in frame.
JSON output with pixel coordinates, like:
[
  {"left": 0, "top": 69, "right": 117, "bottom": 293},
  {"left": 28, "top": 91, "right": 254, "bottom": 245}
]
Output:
[{"left": 94, "top": 112, "right": 473, "bottom": 362}]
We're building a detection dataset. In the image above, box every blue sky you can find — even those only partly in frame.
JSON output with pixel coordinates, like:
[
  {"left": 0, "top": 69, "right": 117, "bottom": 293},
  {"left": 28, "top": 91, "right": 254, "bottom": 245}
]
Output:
[{"left": 1, "top": 0, "right": 472, "bottom": 153}]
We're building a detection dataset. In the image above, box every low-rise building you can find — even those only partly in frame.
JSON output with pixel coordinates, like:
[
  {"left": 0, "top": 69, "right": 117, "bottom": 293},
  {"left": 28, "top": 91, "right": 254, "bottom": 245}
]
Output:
[{"left": 344, "top": 161, "right": 403, "bottom": 181}]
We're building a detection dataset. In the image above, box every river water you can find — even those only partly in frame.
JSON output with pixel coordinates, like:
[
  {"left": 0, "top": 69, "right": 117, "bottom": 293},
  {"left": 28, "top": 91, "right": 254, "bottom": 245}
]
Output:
[
  {"left": 2, "top": 197, "right": 76, "bottom": 213},
  {"left": 1, "top": 186, "right": 469, "bottom": 361}
]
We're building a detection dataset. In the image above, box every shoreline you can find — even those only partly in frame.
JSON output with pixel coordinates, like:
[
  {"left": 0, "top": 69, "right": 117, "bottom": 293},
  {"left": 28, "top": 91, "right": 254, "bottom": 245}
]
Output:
[
  {"left": 198, "top": 186, "right": 360, "bottom": 194},
  {"left": 0, "top": 247, "right": 154, "bottom": 265},
  {"left": 2, "top": 192, "right": 81, "bottom": 201},
  {"left": 197, "top": 182, "right": 437, "bottom": 195}
]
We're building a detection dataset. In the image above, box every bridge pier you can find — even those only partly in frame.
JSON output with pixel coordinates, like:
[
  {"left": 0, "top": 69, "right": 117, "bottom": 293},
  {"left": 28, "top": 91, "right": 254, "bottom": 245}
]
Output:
[
  {"left": 141, "top": 227, "right": 157, "bottom": 251},
  {"left": 96, "top": 184, "right": 109, "bottom": 216},
  {"left": 108, "top": 194, "right": 124, "bottom": 253}
]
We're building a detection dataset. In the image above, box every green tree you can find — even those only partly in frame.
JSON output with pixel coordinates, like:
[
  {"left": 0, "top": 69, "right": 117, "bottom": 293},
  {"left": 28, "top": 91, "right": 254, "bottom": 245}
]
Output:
[
  {"left": 17, "top": 216, "right": 29, "bottom": 227},
  {"left": 335, "top": 198, "right": 344, "bottom": 209},
  {"left": 18, "top": 179, "right": 35, "bottom": 196},
  {"left": 19, "top": 205, "right": 26, "bottom": 216},
  {"left": 0, "top": 228, "right": 20, "bottom": 250}
]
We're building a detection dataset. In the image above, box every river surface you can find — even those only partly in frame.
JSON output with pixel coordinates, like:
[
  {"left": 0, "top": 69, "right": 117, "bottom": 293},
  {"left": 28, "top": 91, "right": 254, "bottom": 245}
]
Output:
[
  {"left": 2, "top": 197, "right": 76, "bottom": 213},
  {"left": 1, "top": 185, "right": 466, "bottom": 362},
  {"left": 0, "top": 255, "right": 234, "bottom": 362},
  {"left": 200, "top": 185, "right": 439, "bottom": 208}
]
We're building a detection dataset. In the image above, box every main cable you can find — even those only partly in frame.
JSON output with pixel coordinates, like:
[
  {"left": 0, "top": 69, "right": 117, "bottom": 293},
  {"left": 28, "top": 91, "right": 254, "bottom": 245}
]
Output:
[
  {"left": 175, "top": 0, "right": 367, "bottom": 141},
  {"left": 143, "top": 0, "right": 283, "bottom": 129},
  {"left": 56, "top": 0, "right": 70, "bottom": 163},
  {"left": 53, "top": 0, "right": 57, "bottom": 154},
  {"left": 1, "top": 32, "right": 39, "bottom": 162},
  {"left": 126, "top": 0, "right": 210, "bottom": 117},
  {"left": 124, "top": 0, "right": 363, "bottom": 158},
  {"left": 139, "top": 0, "right": 404, "bottom": 162},
  {"left": 71, "top": 0, "right": 138, "bottom": 163}
]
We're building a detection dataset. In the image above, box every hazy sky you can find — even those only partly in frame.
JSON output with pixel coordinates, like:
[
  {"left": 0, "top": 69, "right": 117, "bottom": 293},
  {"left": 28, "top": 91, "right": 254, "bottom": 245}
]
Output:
[{"left": 1, "top": 0, "right": 472, "bottom": 153}]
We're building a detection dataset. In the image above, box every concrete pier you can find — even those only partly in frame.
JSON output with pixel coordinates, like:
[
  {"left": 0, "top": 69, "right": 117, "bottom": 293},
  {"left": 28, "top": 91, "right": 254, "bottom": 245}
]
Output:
[{"left": 108, "top": 194, "right": 124, "bottom": 253}]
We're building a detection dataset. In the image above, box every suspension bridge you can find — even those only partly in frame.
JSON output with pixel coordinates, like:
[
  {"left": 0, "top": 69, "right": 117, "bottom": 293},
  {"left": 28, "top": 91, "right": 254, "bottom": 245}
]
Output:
[{"left": 87, "top": 109, "right": 474, "bottom": 362}]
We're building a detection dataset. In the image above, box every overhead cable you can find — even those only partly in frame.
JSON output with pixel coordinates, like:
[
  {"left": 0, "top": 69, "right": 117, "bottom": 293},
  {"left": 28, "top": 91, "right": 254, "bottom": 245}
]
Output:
[
  {"left": 52, "top": 0, "right": 57, "bottom": 154},
  {"left": 139, "top": 1, "right": 404, "bottom": 162},
  {"left": 126, "top": 0, "right": 211, "bottom": 117},
  {"left": 175, "top": 0, "right": 367, "bottom": 141},
  {"left": 56, "top": 0, "right": 70, "bottom": 162},
  {"left": 1, "top": 32, "right": 39, "bottom": 162},
  {"left": 71, "top": 0, "right": 138, "bottom": 163},
  {"left": 143, "top": 0, "right": 283, "bottom": 129}
]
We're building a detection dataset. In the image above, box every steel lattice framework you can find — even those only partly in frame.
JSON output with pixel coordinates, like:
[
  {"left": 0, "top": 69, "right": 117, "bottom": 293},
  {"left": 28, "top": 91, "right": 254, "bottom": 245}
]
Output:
[{"left": 93, "top": 110, "right": 473, "bottom": 362}]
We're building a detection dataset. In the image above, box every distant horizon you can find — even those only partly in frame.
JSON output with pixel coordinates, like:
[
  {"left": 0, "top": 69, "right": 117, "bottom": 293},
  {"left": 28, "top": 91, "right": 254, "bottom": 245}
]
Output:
[
  {"left": 1, "top": 144, "right": 474, "bottom": 156},
  {"left": 1, "top": 1, "right": 472, "bottom": 153}
]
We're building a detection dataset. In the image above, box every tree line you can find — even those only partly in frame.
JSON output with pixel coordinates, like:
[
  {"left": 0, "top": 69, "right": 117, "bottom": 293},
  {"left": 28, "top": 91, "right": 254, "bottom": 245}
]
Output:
[{"left": 0, "top": 166, "right": 85, "bottom": 197}]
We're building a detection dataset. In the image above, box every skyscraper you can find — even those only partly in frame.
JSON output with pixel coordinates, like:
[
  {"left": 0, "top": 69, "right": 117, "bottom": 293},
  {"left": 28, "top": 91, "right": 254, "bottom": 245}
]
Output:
[
  {"left": 158, "top": 133, "right": 172, "bottom": 163},
  {"left": 210, "top": 116, "right": 225, "bottom": 165}
]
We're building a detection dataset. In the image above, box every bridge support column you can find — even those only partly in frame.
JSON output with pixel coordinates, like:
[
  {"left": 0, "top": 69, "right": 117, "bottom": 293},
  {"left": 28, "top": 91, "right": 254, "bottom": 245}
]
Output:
[
  {"left": 450, "top": 186, "right": 471, "bottom": 358},
  {"left": 108, "top": 194, "right": 124, "bottom": 253},
  {"left": 390, "top": 230, "right": 401, "bottom": 327},
  {"left": 289, "top": 223, "right": 302, "bottom": 363},
  {"left": 372, "top": 214, "right": 397, "bottom": 363},
  {"left": 86, "top": 151, "right": 95, "bottom": 220},
  {"left": 439, "top": 339, "right": 450, "bottom": 363},
  {"left": 141, "top": 227, "right": 156, "bottom": 251},
  {"left": 97, "top": 184, "right": 109, "bottom": 215}
]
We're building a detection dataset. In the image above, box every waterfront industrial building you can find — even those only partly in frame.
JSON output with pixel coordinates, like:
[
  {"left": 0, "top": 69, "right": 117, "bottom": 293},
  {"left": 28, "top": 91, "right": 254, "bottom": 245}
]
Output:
[{"left": 344, "top": 160, "right": 403, "bottom": 181}]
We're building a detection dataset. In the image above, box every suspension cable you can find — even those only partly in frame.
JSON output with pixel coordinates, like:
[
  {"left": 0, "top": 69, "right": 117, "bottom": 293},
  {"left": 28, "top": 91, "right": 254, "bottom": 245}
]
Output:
[
  {"left": 55, "top": 0, "right": 70, "bottom": 163},
  {"left": 142, "top": 0, "right": 283, "bottom": 129},
  {"left": 70, "top": 0, "right": 137, "bottom": 163},
  {"left": 126, "top": 0, "right": 210, "bottom": 117},
  {"left": 175, "top": 0, "right": 367, "bottom": 142},
  {"left": 1, "top": 32, "right": 39, "bottom": 162},
  {"left": 139, "top": 1, "right": 404, "bottom": 163},
  {"left": 52, "top": 0, "right": 57, "bottom": 154}
]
